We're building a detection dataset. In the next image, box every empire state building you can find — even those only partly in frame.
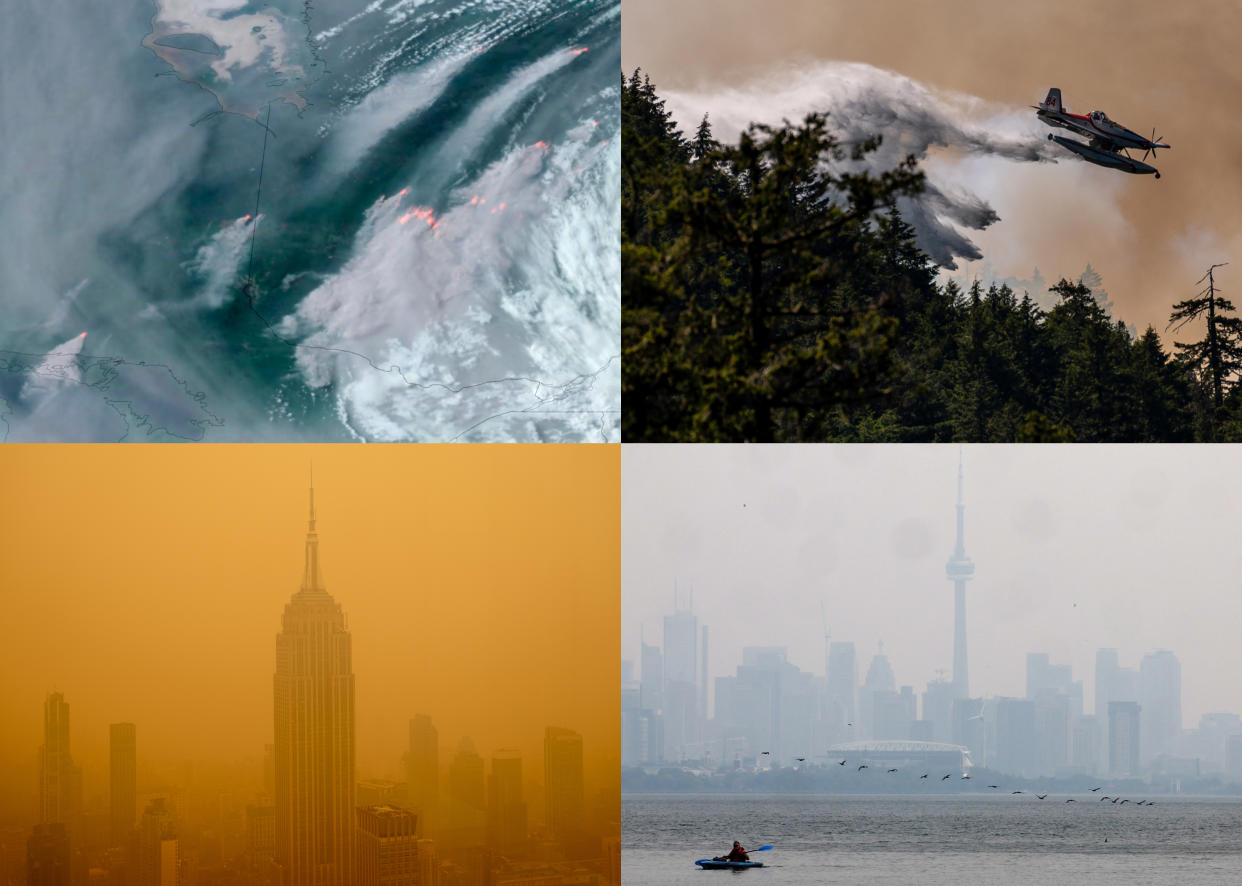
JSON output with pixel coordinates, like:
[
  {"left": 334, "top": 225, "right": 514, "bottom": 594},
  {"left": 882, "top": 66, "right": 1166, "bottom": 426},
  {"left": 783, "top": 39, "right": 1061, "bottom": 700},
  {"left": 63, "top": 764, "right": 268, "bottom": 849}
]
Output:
[{"left": 274, "top": 482, "right": 356, "bottom": 886}]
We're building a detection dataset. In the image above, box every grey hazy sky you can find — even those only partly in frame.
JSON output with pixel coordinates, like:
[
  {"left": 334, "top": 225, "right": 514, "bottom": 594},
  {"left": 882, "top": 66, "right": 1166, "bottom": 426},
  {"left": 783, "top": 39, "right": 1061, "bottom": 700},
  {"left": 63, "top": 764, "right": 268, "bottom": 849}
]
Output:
[{"left": 623, "top": 445, "right": 1242, "bottom": 730}]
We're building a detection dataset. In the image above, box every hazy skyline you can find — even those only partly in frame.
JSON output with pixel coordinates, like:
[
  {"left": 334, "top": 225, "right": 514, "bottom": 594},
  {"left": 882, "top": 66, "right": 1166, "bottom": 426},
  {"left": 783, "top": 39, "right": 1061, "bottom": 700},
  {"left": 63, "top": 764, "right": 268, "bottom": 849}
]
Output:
[
  {"left": 623, "top": 445, "right": 1242, "bottom": 729},
  {"left": 0, "top": 445, "right": 619, "bottom": 822},
  {"left": 621, "top": 0, "right": 1242, "bottom": 338}
]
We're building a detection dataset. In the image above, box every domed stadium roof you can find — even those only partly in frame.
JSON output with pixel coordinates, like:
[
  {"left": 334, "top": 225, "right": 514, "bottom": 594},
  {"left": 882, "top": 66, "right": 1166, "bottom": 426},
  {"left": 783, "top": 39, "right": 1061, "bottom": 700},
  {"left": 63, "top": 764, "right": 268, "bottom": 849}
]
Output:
[
  {"left": 825, "top": 740, "right": 974, "bottom": 768},
  {"left": 828, "top": 740, "right": 970, "bottom": 754}
]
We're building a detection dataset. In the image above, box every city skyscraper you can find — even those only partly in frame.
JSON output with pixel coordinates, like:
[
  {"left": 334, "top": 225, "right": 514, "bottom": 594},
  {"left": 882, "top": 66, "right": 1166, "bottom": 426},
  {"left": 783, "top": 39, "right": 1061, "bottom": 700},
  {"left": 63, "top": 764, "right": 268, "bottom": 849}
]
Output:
[
  {"left": 406, "top": 715, "right": 439, "bottom": 833},
  {"left": 1026, "top": 653, "right": 1074, "bottom": 700},
  {"left": 861, "top": 643, "right": 897, "bottom": 740},
  {"left": 1095, "top": 648, "right": 1119, "bottom": 766},
  {"left": 246, "top": 804, "right": 276, "bottom": 863},
  {"left": 700, "top": 624, "right": 710, "bottom": 724},
  {"left": 1072, "top": 715, "right": 1101, "bottom": 774},
  {"left": 1094, "top": 649, "right": 1119, "bottom": 708},
  {"left": 863, "top": 645, "right": 897, "bottom": 693},
  {"left": 39, "top": 693, "right": 81, "bottom": 826},
  {"left": 1096, "top": 648, "right": 1141, "bottom": 768},
  {"left": 663, "top": 605, "right": 698, "bottom": 687},
  {"left": 921, "top": 678, "right": 954, "bottom": 744},
  {"left": 274, "top": 480, "right": 356, "bottom": 886},
  {"left": 263, "top": 743, "right": 276, "bottom": 799},
  {"left": 356, "top": 805, "right": 418, "bottom": 886},
  {"left": 110, "top": 722, "right": 136, "bottom": 846},
  {"left": 486, "top": 750, "right": 527, "bottom": 854},
  {"left": 444, "top": 738, "right": 486, "bottom": 840},
  {"left": 662, "top": 604, "right": 699, "bottom": 760},
  {"left": 26, "top": 823, "right": 69, "bottom": 886},
  {"left": 544, "top": 727, "right": 585, "bottom": 842},
  {"left": 826, "top": 640, "right": 857, "bottom": 744},
  {"left": 994, "top": 698, "right": 1038, "bottom": 777},
  {"left": 639, "top": 641, "right": 664, "bottom": 715},
  {"left": 1140, "top": 650, "right": 1182, "bottom": 764},
  {"left": 1109, "top": 701, "right": 1142, "bottom": 776},
  {"left": 448, "top": 739, "right": 486, "bottom": 811},
  {"left": 945, "top": 455, "right": 975, "bottom": 700},
  {"left": 138, "top": 798, "right": 180, "bottom": 886},
  {"left": 638, "top": 639, "right": 665, "bottom": 764}
]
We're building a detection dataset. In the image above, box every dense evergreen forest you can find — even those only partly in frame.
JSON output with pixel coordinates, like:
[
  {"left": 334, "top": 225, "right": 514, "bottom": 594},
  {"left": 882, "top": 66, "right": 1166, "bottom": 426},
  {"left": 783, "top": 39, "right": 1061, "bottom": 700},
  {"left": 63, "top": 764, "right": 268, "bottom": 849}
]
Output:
[{"left": 622, "top": 70, "right": 1242, "bottom": 442}]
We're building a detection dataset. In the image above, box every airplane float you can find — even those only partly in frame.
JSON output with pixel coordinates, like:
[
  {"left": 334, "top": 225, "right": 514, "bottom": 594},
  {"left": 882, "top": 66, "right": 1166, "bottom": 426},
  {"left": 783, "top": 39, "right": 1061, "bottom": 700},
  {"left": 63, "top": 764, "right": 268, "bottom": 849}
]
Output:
[{"left": 1034, "top": 87, "right": 1169, "bottom": 179}]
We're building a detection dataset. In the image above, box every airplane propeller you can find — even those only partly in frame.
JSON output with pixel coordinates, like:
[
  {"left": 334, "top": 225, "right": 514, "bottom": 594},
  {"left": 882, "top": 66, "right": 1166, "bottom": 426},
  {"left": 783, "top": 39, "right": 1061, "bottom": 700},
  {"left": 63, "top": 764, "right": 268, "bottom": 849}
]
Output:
[{"left": 1142, "top": 127, "right": 1166, "bottom": 163}]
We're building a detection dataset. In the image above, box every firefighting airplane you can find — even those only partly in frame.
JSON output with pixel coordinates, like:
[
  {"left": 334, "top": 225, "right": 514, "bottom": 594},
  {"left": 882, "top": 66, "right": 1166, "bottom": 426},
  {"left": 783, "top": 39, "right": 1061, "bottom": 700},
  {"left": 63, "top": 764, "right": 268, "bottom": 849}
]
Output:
[{"left": 1034, "top": 87, "right": 1170, "bottom": 179}]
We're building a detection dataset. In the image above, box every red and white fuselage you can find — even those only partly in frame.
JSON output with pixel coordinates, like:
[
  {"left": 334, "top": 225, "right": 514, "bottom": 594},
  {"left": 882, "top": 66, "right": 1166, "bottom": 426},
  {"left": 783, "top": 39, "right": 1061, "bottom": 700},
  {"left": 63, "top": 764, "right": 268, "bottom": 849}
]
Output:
[
  {"left": 1034, "top": 87, "right": 1169, "bottom": 177},
  {"left": 1035, "top": 88, "right": 1169, "bottom": 152}
]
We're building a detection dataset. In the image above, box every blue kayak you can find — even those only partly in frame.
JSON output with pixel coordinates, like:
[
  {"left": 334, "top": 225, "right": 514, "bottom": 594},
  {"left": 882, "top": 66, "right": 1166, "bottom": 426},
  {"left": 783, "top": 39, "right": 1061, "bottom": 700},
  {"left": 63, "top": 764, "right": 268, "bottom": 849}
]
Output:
[{"left": 695, "top": 859, "right": 765, "bottom": 870}]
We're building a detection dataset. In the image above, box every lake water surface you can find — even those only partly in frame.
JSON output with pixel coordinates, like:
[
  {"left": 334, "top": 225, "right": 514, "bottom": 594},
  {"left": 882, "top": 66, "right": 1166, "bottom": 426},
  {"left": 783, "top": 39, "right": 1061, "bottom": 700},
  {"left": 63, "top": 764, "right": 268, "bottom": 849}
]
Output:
[{"left": 623, "top": 794, "right": 1242, "bottom": 885}]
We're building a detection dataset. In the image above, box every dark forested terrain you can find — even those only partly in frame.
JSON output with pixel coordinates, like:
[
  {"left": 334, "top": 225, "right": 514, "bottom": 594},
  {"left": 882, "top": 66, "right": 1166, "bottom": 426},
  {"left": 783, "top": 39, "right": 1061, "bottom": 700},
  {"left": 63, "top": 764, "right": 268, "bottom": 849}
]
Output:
[{"left": 622, "top": 70, "right": 1242, "bottom": 442}]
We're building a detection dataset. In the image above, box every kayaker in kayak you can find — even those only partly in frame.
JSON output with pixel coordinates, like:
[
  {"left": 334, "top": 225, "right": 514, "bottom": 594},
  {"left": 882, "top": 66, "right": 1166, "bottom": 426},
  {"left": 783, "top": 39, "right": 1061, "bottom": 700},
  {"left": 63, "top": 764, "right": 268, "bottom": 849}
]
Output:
[{"left": 696, "top": 843, "right": 771, "bottom": 869}]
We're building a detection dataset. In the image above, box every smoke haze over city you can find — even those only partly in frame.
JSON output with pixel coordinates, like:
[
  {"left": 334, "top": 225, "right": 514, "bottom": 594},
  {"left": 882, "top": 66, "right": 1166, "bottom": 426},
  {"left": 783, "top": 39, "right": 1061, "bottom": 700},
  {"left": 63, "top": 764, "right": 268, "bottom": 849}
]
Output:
[
  {"left": 0, "top": 444, "right": 620, "bottom": 884},
  {"left": 623, "top": 445, "right": 1242, "bottom": 736}
]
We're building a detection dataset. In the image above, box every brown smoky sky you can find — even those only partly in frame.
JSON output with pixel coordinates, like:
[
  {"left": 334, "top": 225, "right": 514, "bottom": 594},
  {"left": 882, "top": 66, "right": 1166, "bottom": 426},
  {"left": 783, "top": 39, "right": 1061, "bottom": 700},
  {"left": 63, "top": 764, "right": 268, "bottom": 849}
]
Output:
[
  {"left": 0, "top": 445, "right": 619, "bottom": 822},
  {"left": 623, "top": 0, "right": 1242, "bottom": 338}
]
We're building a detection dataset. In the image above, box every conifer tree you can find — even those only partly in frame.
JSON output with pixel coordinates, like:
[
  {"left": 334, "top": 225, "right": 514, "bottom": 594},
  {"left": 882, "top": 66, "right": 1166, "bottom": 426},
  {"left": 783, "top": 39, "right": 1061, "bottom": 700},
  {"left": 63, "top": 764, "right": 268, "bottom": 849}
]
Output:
[
  {"left": 1168, "top": 263, "right": 1241, "bottom": 409},
  {"left": 691, "top": 113, "right": 717, "bottom": 161}
]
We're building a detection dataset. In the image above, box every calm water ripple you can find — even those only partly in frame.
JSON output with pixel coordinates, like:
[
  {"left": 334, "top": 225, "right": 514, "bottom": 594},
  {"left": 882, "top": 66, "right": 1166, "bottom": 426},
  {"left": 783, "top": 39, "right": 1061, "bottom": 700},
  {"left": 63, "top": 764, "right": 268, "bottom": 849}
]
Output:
[{"left": 623, "top": 794, "right": 1242, "bottom": 885}]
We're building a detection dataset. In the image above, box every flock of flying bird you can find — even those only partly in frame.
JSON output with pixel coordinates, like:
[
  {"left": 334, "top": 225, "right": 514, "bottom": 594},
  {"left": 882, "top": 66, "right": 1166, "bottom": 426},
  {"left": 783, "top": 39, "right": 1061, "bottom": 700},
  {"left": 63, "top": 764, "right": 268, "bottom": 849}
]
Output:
[{"left": 757, "top": 750, "right": 1159, "bottom": 807}]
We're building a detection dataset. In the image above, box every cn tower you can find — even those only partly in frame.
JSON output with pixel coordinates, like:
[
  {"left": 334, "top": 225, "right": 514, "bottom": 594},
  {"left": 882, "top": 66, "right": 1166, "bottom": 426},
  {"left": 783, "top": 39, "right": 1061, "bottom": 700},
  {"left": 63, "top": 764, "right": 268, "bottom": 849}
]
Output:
[{"left": 945, "top": 451, "right": 974, "bottom": 700}]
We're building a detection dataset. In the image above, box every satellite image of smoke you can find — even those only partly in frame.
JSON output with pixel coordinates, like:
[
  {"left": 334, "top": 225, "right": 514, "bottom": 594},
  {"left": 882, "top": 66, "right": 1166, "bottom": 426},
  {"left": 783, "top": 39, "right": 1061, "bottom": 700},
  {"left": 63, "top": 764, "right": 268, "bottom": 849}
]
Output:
[{"left": 0, "top": 0, "right": 620, "bottom": 441}]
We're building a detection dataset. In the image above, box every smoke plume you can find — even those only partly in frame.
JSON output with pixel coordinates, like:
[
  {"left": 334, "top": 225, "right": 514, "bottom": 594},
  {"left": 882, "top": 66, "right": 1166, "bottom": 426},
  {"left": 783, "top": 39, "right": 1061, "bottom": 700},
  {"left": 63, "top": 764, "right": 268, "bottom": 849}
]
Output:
[{"left": 663, "top": 61, "right": 1059, "bottom": 269}]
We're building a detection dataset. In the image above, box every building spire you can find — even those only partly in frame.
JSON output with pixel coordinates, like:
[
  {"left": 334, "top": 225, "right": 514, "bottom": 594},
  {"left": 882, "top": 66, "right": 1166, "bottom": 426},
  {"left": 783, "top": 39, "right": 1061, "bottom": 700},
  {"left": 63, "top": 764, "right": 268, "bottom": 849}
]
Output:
[
  {"left": 953, "top": 444, "right": 963, "bottom": 502},
  {"left": 947, "top": 449, "right": 974, "bottom": 578},
  {"left": 302, "top": 469, "right": 322, "bottom": 592},
  {"left": 946, "top": 448, "right": 974, "bottom": 699},
  {"left": 306, "top": 462, "right": 315, "bottom": 531},
  {"left": 954, "top": 447, "right": 966, "bottom": 557}
]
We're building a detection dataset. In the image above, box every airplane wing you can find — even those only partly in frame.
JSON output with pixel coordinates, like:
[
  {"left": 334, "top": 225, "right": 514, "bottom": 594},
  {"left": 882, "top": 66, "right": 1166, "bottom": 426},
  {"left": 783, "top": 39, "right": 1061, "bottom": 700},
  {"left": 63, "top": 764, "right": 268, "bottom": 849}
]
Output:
[{"left": 1058, "top": 117, "right": 1100, "bottom": 141}]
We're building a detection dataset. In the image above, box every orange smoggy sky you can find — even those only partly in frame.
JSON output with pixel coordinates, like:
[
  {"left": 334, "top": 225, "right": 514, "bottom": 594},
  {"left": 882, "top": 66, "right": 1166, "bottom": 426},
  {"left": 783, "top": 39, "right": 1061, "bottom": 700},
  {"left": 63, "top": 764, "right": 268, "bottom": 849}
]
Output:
[
  {"left": 0, "top": 444, "right": 619, "bottom": 820},
  {"left": 622, "top": 0, "right": 1242, "bottom": 338}
]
